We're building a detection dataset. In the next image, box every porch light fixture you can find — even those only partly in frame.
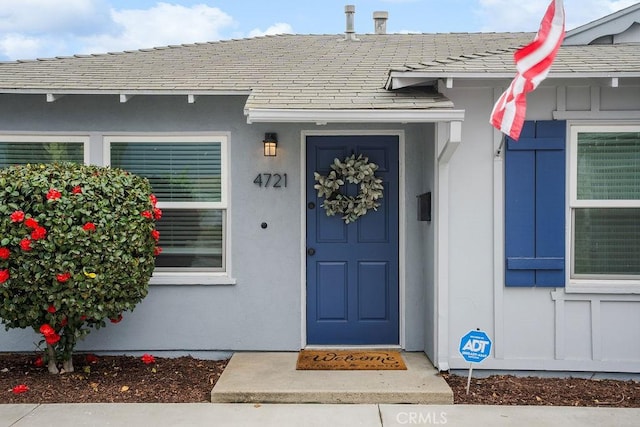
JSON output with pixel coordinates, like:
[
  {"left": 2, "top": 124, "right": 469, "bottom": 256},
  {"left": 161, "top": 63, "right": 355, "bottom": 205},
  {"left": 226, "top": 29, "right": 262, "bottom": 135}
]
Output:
[{"left": 263, "top": 133, "right": 277, "bottom": 157}]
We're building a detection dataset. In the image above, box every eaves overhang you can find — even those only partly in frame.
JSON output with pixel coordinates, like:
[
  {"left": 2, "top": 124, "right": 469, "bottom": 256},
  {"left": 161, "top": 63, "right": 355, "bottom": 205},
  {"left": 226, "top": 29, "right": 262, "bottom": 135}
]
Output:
[
  {"left": 245, "top": 108, "right": 465, "bottom": 124},
  {"left": 386, "top": 71, "right": 640, "bottom": 90},
  {"left": 0, "top": 89, "right": 252, "bottom": 103}
]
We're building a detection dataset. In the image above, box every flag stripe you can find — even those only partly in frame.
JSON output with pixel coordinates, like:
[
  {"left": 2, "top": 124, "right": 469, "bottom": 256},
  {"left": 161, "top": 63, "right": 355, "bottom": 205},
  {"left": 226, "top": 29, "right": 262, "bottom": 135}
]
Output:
[{"left": 490, "top": 0, "right": 565, "bottom": 140}]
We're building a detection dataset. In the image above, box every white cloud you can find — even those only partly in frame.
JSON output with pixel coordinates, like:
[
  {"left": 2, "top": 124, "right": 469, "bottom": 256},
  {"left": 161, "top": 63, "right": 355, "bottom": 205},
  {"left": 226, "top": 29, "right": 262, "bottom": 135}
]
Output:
[
  {"left": 0, "top": 0, "right": 112, "bottom": 35},
  {"left": 0, "top": 34, "right": 43, "bottom": 61},
  {"left": 0, "top": 1, "right": 236, "bottom": 60},
  {"left": 247, "top": 23, "right": 294, "bottom": 38},
  {"left": 81, "top": 2, "right": 235, "bottom": 54},
  {"left": 476, "top": 0, "right": 638, "bottom": 32}
]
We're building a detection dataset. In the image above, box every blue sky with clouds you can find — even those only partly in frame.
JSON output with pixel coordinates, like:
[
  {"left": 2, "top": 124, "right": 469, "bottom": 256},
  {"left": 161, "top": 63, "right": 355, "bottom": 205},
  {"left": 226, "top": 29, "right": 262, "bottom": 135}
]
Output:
[{"left": 0, "top": 0, "right": 637, "bottom": 61}]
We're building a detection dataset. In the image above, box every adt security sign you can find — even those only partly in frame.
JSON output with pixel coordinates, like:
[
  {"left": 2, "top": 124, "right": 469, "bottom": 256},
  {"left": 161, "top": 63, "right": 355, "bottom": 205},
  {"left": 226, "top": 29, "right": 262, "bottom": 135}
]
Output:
[{"left": 459, "top": 330, "right": 492, "bottom": 363}]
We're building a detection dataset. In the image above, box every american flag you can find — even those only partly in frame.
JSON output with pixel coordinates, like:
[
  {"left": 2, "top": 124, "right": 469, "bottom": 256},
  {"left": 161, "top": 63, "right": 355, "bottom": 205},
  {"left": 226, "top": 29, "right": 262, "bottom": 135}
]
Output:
[{"left": 490, "top": 0, "right": 566, "bottom": 140}]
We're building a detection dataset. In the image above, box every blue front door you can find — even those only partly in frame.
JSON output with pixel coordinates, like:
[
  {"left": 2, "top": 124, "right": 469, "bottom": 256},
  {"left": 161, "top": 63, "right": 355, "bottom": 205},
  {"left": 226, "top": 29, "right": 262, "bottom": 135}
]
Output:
[{"left": 306, "top": 135, "right": 399, "bottom": 345}]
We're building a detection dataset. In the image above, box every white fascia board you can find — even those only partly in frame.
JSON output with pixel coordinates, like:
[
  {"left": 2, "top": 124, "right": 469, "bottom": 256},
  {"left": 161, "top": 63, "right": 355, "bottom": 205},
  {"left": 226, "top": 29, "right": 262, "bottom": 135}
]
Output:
[
  {"left": 386, "top": 71, "right": 640, "bottom": 88},
  {"left": 246, "top": 108, "right": 465, "bottom": 124},
  {"left": 0, "top": 89, "right": 251, "bottom": 96}
]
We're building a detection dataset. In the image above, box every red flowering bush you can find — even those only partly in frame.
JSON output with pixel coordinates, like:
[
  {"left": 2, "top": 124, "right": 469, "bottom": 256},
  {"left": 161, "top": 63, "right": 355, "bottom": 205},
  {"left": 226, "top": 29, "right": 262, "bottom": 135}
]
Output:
[{"left": 0, "top": 163, "right": 160, "bottom": 374}]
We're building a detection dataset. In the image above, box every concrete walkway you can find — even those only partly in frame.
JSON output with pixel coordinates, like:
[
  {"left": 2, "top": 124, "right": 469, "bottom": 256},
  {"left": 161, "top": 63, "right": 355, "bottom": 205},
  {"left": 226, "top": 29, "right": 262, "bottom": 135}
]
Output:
[
  {"left": 211, "top": 352, "right": 453, "bottom": 404},
  {"left": 2, "top": 403, "right": 639, "bottom": 426}
]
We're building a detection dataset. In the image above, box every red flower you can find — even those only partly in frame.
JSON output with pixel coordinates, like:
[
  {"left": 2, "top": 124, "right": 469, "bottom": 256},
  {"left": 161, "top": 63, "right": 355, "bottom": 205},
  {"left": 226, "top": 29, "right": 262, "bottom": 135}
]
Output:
[
  {"left": 153, "top": 246, "right": 163, "bottom": 256},
  {"left": 72, "top": 186, "right": 82, "bottom": 194},
  {"left": 39, "top": 324, "right": 55, "bottom": 336},
  {"left": 86, "top": 354, "right": 99, "bottom": 364},
  {"left": 12, "top": 384, "right": 29, "bottom": 394},
  {"left": 0, "top": 269, "right": 9, "bottom": 283},
  {"left": 20, "top": 238, "right": 32, "bottom": 251},
  {"left": 80, "top": 315, "right": 87, "bottom": 321},
  {"left": 60, "top": 317, "right": 68, "bottom": 327},
  {"left": 44, "top": 332, "right": 61, "bottom": 345},
  {"left": 46, "top": 188, "right": 61, "bottom": 200},
  {"left": 33, "top": 356, "right": 44, "bottom": 368},
  {"left": 141, "top": 354, "right": 155, "bottom": 365},
  {"left": 24, "top": 217, "right": 39, "bottom": 229},
  {"left": 151, "top": 229, "right": 160, "bottom": 242},
  {"left": 153, "top": 208, "right": 162, "bottom": 220},
  {"left": 82, "top": 222, "right": 96, "bottom": 232},
  {"left": 141, "top": 211, "right": 153, "bottom": 219},
  {"left": 10, "top": 210, "right": 24, "bottom": 222},
  {"left": 110, "top": 314, "right": 123, "bottom": 323},
  {"left": 150, "top": 194, "right": 158, "bottom": 207},
  {"left": 0, "top": 247, "right": 10, "bottom": 260},
  {"left": 56, "top": 272, "right": 72, "bottom": 283},
  {"left": 47, "top": 305, "right": 56, "bottom": 313},
  {"left": 31, "top": 226, "right": 47, "bottom": 240}
]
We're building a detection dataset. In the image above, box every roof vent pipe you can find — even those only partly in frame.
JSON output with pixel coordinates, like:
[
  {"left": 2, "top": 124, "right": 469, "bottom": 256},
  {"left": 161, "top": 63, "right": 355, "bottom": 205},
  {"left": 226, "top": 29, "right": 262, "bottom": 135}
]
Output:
[
  {"left": 345, "top": 5, "right": 358, "bottom": 40},
  {"left": 373, "top": 11, "right": 388, "bottom": 35}
]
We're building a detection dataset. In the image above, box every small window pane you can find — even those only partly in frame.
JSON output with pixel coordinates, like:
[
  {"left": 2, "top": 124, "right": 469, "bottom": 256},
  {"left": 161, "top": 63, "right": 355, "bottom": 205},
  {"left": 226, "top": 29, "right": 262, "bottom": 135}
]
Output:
[
  {"left": 574, "top": 208, "right": 640, "bottom": 276},
  {"left": 154, "top": 209, "right": 224, "bottom": 269},
  {"left": 0, "top": 142, "right": 84, "bottom": 167},
  {"left": 110, "top": 142, "right": 222, "bottom": 202},
  {"left": 577, "top": 132, "right": 640, "bottom": 200}
]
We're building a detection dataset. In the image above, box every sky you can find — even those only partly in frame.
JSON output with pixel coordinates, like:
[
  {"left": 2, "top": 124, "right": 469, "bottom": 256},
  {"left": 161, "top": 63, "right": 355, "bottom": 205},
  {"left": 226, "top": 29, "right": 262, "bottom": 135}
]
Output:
[{"left": 0, "top": 0, "right": 637, "bottom": 61}]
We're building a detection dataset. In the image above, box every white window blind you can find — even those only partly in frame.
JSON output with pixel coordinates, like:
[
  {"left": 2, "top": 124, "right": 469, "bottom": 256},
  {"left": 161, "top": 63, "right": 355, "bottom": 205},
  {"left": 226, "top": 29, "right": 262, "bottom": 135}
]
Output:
[
  {"left": 573, "top": 131, "right": 640, "bottom": 278},
  {"left": 0, "top": 141, "right": 84, "bottom": 167},
  {"left": 110, "top": 142, "right": 222, "bottom": 202},
  {"left": 109, "top": 138, "right": 227, "bottom": 272}
]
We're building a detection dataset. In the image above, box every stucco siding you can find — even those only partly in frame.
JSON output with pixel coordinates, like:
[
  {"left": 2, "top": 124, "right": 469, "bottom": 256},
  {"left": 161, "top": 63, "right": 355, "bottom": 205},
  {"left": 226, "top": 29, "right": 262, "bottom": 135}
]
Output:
[{"left": 0, "top": 94, "right": 432, "bottom": 355}]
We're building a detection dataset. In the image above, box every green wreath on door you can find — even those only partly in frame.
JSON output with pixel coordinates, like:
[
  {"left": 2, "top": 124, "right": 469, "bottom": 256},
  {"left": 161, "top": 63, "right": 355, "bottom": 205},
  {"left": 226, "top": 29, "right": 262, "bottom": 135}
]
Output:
[{"left": 313, "top": 154, "right": 384, "bottom": 224}]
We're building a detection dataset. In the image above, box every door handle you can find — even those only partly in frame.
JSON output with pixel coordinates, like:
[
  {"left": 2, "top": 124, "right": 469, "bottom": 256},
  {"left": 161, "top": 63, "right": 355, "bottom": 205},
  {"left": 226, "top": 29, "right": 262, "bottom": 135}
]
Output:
[{"left": 307, "top": 248, "right": 316, "bottom": 256}]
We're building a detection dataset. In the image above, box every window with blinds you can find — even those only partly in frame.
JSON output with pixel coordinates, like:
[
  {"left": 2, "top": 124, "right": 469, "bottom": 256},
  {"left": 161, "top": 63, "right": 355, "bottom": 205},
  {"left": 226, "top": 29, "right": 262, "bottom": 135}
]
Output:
[
  {"left": 0, "top": 140, "right": 84, "bottom": 167},
  {"left": 108, "top": 136, "right": 227, "bottom": 272},
  {"left": 572, "top": 129, "right": 640, "bottom": 279}
]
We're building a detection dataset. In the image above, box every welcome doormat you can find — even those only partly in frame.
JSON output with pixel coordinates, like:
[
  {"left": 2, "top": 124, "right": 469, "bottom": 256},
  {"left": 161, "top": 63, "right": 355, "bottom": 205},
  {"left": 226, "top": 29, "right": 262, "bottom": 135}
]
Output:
[{"left": 296, "top": 350, "right": 407, "bottom": 370}]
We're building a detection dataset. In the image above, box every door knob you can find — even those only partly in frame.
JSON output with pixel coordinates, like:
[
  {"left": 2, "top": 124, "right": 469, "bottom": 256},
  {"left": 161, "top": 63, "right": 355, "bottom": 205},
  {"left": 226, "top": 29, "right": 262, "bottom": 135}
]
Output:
[{"left": 307, "top": 248, "right": 316, "bottom": 256}]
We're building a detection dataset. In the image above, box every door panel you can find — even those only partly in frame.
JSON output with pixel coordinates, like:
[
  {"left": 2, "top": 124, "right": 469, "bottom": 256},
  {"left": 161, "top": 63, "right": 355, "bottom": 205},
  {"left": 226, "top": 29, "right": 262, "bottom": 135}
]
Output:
[{"left": 306, "top": 135, "right": 399, "bottom": 345}]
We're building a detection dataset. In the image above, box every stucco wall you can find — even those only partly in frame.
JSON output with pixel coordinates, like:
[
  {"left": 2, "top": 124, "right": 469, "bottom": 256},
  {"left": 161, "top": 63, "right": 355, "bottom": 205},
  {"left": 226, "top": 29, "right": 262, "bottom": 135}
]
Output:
[
  {"left": 0, "top": 94, "right": 433, "bottom": 355},
  {"left": 441, "top": 81, "right": 640, "bottom": 372}
]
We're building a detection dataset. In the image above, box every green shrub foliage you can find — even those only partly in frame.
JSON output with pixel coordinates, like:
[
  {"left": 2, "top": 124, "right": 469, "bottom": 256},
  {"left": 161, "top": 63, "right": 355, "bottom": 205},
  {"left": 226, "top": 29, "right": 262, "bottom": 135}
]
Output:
[{"left": 0, "top": 163, "right": 161, "bottom": 368}]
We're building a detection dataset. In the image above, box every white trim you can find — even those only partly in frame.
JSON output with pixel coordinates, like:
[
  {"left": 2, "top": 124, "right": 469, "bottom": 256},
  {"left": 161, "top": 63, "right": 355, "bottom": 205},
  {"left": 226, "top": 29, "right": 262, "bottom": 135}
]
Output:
[
  {"left": 1, "top": 89, "right": 251, "bottom": 96},
  {"left": 103, "top": 133, "right": 233, "bottom": 284},
  {"left": 247, "top": 109, "right": 464, "bottom": 124},
  {"left": 437, "top": 121, "right": 462, "bottom": 164},
  {"left": 300, "top": 129, "right": 406, "bottom": 349},
  {"left": 0, "top": 133, "right": 90, "bottom": 164},
  {"left": 435, "top": 122, "right": 450, "bottom": 371},
  {"left": 492, "top": 114, "right": 506, "bottom": 360},
  {"left": 566, "top": 123, "right": 640, "bottom": 293},
  {"left": 149, "top": 272, "right": 236, "bottom": 286}
]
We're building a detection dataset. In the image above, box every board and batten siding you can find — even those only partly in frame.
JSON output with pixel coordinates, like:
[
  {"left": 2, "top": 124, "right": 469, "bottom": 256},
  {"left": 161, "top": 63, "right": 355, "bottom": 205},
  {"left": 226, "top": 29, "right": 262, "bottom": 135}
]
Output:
[{"left": 441, "top": 82, "right": 640, "bottom": 372}]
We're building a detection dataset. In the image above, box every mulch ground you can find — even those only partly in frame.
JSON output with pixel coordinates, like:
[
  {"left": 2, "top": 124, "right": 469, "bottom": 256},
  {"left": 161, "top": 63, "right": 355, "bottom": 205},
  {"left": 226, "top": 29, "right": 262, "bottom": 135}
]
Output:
[
  {"left": 1, "top": 353, "right": 227, "bottom": 403},
  {"left": 2, "top": 352, "right": 639, "bottom": 406},
  {"left": 442, "top": 373, "right": 640, "bottom": 407}
]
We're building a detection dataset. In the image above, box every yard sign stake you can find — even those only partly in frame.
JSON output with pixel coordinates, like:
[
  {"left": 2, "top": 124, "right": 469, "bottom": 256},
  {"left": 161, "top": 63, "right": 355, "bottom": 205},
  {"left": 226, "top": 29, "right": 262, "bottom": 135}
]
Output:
[{"left": 459, "top": 329, "right": 492, "bottom": 395}]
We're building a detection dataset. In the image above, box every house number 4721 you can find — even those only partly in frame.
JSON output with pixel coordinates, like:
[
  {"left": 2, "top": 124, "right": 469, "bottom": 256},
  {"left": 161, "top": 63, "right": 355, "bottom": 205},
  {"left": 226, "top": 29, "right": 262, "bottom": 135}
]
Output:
[{"left": 254, "top": 173, "right": 288, "bottom": 188}]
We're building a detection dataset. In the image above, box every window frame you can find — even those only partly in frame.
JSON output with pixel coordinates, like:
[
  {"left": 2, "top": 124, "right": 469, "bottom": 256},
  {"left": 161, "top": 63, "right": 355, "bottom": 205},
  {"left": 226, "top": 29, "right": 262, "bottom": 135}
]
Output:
[
  {"left": 568, "top": 124, "right": 640, "bottom": 293},
  {"left": 0, "top": 134, "right": 90, "bottom": 165},
  {"left": 103, "top": 134, "right": 234, "bottom": 285}
]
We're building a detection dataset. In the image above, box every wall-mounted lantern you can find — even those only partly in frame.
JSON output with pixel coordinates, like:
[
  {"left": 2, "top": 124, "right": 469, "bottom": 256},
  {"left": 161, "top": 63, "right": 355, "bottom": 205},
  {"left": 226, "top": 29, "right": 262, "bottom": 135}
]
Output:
[{"left": 263, "top": 133, "right": 277, "bottom": 157}]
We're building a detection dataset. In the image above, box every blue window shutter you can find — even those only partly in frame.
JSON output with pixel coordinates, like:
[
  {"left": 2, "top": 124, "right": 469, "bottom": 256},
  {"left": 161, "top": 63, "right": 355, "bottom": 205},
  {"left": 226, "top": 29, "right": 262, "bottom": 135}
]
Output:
[{"left": 505, "top": 120, "right": 566, "bottom": 287}]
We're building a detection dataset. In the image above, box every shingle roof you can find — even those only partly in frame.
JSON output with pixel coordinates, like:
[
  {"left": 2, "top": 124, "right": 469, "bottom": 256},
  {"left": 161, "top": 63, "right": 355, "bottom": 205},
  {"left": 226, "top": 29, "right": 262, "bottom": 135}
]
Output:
[
  {"left": 0, "top": 33, "right": 533, "bottom": 110},
  {"left": 391, "top": 43, "right": 640, "bottom": 76},
  {"left": 0, "top": 33, "right": 636, "bottom": 111}
]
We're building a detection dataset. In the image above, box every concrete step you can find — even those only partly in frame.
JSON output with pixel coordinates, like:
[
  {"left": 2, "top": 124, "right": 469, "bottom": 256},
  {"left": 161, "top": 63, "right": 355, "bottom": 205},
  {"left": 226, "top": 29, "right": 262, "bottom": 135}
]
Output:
[{"left": 210, "top": 352, "right": 453, "bottom": 404}]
